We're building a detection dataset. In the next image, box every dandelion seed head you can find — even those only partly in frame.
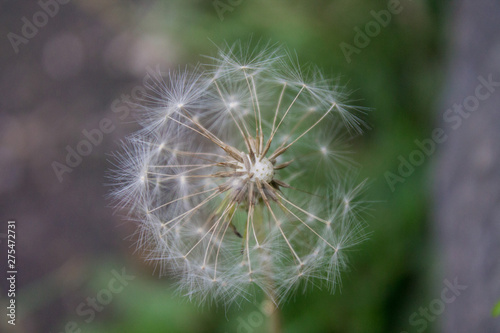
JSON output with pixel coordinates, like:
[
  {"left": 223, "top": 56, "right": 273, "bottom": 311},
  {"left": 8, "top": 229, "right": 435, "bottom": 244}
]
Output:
[{"left": 108, "top": 41, "right": 368, "bottom": 306}]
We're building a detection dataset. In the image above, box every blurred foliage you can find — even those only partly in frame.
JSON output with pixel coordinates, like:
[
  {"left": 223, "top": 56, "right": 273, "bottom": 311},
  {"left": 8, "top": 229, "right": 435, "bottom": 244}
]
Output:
[
  {"left": 55, "top": 0, "right": 446, "bottom": 332},
  {"left": 493, "top": 301, "right": 500, "bottom": 318}
]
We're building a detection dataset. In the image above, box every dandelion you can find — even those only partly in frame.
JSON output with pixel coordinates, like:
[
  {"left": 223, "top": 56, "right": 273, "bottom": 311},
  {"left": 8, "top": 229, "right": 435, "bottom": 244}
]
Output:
[{"left": 109, "top": 42, "right": 367, "bottom": 312}]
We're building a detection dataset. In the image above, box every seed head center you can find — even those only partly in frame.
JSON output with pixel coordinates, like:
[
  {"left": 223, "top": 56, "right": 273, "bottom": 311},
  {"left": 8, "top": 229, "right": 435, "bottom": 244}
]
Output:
[{"left": 249, "top": 157, "right": 274, "bottom": 183}]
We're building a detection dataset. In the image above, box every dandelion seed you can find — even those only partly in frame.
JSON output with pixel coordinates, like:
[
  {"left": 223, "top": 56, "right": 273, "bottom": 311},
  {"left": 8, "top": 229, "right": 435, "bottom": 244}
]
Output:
[{"left": 109, "top": 41, "right": 367, "bottom": 306}]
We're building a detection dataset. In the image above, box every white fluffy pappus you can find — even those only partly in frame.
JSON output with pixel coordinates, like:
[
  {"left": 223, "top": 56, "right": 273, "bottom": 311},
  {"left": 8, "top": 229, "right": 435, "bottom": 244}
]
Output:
[{"left": 109, "top": 41, "right": 368, "bottom": 306}]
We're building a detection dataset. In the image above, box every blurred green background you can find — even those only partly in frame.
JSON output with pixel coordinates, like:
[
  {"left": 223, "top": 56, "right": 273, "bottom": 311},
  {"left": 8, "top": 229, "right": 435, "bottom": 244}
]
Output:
[{"left": 1, "top": 0, "right": 449, "bottom": 332}]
